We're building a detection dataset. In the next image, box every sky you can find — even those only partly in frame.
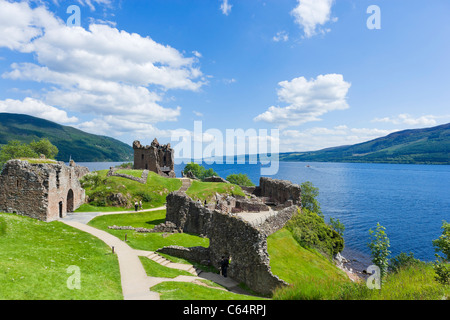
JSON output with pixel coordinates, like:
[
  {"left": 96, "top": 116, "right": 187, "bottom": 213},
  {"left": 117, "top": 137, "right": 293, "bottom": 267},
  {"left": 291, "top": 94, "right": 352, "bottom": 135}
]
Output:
[{"left": 0, "top": 0, "right": 449, "bottom": 155}]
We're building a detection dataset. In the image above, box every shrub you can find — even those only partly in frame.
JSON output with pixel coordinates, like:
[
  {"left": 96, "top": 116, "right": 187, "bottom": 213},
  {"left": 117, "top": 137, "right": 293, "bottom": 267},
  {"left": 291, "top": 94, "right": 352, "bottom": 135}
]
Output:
[
  {"left": 300, "top": 181, "right": 322, "bottom": 217},
  {"left": 286, "top": 209, "right": 344, "bottom": 259},
  {"left": 183, "top": 163, "right": 218, "bottom": 181},
  {"left": 368, "top": 223, "right": 391, "bottom": 281},
  {"left": 389, "top": 252, "right": 423, "bottom": 273},
  {"left": 432, "top": 220, "right": 450, "bottom": 285},
  {"left": 226, "top": 173, "right": 255, "bottom": 187}
]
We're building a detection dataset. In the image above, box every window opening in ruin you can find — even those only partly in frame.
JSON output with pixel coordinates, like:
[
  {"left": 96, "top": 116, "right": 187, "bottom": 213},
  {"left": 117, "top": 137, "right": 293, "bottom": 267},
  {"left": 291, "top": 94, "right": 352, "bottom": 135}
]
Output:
[
  {"left": 142, "top": 154, "right": 144, "bottom": 160},
  {"left": 56, "top": 171, "right": 60, "bottom": 189}
]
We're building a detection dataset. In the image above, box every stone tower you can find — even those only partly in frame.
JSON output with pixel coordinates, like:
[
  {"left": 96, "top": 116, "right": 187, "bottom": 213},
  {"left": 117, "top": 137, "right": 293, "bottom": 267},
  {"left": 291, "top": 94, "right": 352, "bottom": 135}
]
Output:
[{"left": 133, "top": 138, "right": 176, "bottom": 178}]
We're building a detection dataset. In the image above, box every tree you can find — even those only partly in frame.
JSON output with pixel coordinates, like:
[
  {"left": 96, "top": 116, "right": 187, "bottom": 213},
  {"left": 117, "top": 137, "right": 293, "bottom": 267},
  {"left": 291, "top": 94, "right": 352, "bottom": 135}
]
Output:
[
  {"left": 329, "top": 217, "right": 345, "bottom": 237},
  {"left": 432, "top": 220, "right": 450, "bottom": 285},
  {"left": 226, "top": 173, "right": 255, "bottom": 187},
  {"left": 183, "top": 162, "right": 218, "bottom": 181},
  {"left": 368, "top": 222, "right": 391, "bottom": 281},
  {"left": 0, "top": 140, "right": 38, "bottom": 167},
  {"left": 29, "top": 138, "right": 58, "bottom": 159},
  {"left": 300, "top": 181, "right": 322, "bottom": 217}
]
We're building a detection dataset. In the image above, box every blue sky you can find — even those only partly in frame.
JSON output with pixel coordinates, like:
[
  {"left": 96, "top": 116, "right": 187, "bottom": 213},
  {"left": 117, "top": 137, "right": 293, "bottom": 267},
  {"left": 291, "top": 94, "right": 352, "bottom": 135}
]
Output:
[{"left": 0, "top": 0, "right": 449, "bottom": 154}]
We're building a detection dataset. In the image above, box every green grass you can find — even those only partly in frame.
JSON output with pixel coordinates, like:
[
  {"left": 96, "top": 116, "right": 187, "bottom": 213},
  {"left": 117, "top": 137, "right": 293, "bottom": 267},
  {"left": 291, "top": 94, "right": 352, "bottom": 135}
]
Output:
[
  {"left": 87, "top": 210, "right": 209, "bottom": 252},
  {"left": 268, "top": 228, "right": 350, "bottom": 300},
  {"left": 80, "top": 170, "right": 182, "bottom": 210},
  {"left": 139, "top": 256, "right": 194, "bottom": 278},
  {"left": 115, "top": 169, "right": 144, "bottom": 178},
  {"left": 151, "top": 281, "right": 267, "bottom": 300},
  {"left": 18, "top": 158, "right": 58, "bottom": 164},
  {"left": 0, "top": 213, "right": 122, "bottom": 300},
  {"left": 186, "top": 180, "right": 246, "bottom": 203}
]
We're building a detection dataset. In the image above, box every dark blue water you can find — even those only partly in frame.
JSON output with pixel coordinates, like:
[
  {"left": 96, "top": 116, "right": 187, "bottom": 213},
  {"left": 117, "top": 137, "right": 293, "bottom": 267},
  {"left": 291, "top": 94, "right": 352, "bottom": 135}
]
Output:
[{"left": 78, "top": 161, "right": 450, "bottom": 268}]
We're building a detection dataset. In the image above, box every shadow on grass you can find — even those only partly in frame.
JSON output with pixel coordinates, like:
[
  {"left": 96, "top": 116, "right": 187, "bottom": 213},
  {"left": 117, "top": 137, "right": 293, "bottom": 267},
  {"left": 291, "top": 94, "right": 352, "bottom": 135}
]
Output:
[{"left": 145, "top": 218, "right": 165, "bottom": 226}]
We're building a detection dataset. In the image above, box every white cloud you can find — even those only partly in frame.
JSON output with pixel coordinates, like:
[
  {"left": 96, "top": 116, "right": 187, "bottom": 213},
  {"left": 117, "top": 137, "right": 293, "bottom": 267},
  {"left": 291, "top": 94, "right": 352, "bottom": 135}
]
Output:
[
  {"left": 280, "top": 125, "right": 395, "bottom": 152},
  {"left": 220, "top": 0, "right": 232, "bottom": 16},
  {"left": 0, "top": 98, "right": 78, "bottom": 123},
  {"left": 372, "top": 114, "right": 438, "bottom": 127},
  {"left": 273, "top": 31, "right": 289, "bottom": 42},
  {"left": 254, "top": 74, "right": 351, "bottom": 128},
  {"left": 193, "top": 111, "right": 203, "bottom": 117},
  {"left": 291, "top": 0, "right": 336, "bottom": 38},
  {"left": 0, "top": 0, "right": 206, "bottom": 136}
]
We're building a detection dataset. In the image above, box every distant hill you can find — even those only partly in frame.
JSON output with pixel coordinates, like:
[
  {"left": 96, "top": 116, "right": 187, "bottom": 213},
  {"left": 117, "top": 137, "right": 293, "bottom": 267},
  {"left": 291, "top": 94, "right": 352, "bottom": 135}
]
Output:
[
  {"left": 0, "top": 113, "right": 133, "bottom": 162},
  {"left": 279, "top": 123, "right": 450, "bottom": 165}
]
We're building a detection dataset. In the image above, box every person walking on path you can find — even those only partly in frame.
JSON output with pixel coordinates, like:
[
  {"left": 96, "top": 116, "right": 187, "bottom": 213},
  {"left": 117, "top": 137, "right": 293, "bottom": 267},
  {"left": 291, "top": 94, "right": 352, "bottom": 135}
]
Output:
[
  {"left": 139, "top": 200, "right": 143, "bottom": 210},
  {"left": 134, "top": 201, "right": 139, "bottom": 211}
]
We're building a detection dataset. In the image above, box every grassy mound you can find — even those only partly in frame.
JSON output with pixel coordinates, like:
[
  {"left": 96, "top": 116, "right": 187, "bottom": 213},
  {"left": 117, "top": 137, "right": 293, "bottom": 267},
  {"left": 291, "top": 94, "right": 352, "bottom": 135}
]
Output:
[
  {"left": 0, "top": 213, "right": 122, "bottom": 300},
  {"left": 268, "top": 228, "right": 349, "bottom": 300},
  {"left": 186, "top": 180, "right": 246, "bottom": 203},
  {"left": 78, "top": 170, "right": 182, "bottom": 211}
]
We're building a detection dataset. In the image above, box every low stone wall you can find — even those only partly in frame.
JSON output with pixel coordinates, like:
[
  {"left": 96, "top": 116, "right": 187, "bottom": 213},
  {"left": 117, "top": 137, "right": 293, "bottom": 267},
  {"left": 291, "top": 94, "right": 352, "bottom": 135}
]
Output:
[
  {"left": 163, "top": 191, "right": 290, "bottom": 295},
  {"left": 258, "top": 205, "right": 299, "bottom": 236}
]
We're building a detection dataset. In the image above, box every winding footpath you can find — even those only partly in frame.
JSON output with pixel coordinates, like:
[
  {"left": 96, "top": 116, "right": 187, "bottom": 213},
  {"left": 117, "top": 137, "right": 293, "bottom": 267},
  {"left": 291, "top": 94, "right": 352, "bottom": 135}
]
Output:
[{"left": 61, "top": 177, "right": 243, "bottom": 300}]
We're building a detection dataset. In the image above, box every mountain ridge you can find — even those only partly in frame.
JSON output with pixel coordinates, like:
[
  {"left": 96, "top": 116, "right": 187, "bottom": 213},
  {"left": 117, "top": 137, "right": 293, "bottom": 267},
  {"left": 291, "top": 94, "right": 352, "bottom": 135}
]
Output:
[
  {"left": 279, "top": 122, "right": 450, "bottom": 165},
  {"left": 0, "top": 113, "right": 133, "bottom": 162}
]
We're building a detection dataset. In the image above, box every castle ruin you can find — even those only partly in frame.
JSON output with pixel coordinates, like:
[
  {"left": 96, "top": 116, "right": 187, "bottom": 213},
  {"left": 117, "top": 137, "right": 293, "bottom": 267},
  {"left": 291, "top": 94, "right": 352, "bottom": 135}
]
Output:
[
  {"left": 133, "top": 139, "right": 175, "bottom": 178},
  {"left": 0, "top": 160, "right": 89, "bottom": 222}
]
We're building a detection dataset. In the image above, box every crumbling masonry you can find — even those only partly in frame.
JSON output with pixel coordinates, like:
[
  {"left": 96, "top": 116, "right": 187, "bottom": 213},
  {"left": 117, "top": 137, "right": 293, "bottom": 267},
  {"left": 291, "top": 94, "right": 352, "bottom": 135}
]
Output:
[
  {"left": 0, "top": 160, "right": 89, "bottom": 222},
  {"left": 156, "top": 177, "right": 302, "bottom": 295},
  {"left": 133, "top": 138, "right": 175, "bottom": 178}
]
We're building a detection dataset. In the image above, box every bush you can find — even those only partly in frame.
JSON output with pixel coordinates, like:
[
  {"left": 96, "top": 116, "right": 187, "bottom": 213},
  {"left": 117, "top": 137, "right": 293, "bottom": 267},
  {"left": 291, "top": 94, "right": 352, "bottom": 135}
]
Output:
[
  {"left": 389, "top": 252, "right": 423, "bottom": 273},
  {"left": 433, "top": 220, "right": 450, "bottom": 285},
  {"left": 286, "top": 209, "right": 344, "bottom": 259},
  {"left": 226, "top": 173, "right": 255, "bottom": 186},
  {"left": 368, "top": 223, "right": 391, "bottom": 281},
  {"left": 183, "top": 163, "right": 218, "bottom": 181},
  {"left": 300, "top": 181, "right": 322, "bottom": 217}
]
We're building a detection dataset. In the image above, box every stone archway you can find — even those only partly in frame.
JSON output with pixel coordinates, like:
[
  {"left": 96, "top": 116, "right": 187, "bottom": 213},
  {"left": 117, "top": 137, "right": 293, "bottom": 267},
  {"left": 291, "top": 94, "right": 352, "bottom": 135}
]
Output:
[{"left": 67, "top": 189, "right": 74, "bottom": 213}]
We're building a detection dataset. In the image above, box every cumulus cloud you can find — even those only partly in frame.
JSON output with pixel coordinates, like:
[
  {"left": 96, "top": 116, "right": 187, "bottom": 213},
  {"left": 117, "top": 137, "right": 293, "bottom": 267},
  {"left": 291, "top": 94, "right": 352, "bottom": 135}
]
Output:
[
  {"left": 220, "top": 0, "right": 232, "bottom": 16},
  {"left": 291, "top": 0, "right": 336, "bottom": 38},
  {"left": 0, "top": 0, "right": 206, "bottom": 139},
  {"left": 0, "top": 98, "right": 78, "bottom": 123},
  {"left": 254, "top": 74, "right": 351, "bottom": 128},
  {"left": 372, "top": 114, "right": 438, "bottom": 127}
]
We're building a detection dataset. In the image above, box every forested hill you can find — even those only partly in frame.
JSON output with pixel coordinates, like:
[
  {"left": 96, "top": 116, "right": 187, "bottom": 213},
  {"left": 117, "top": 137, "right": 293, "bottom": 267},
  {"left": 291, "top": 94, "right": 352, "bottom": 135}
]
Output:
[
  {"left": 0, "top": 113, "right": 133, "bottom": 162},
  {"left": 279, "top": 123, "right": 450, "bottom": 165}
]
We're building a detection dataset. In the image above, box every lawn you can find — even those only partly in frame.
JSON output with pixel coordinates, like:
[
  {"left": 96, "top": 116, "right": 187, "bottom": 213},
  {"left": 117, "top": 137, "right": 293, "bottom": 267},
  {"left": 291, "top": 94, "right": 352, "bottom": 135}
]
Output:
[
  {"left": 151, "top": 281, "right": 267, "bottom": 300},
  {"left": 78, "top": 170, "right": 182, "bottom": 210},
  {"left": 268, "top": 228, "right": 350, "bottom": 300},
  {"left": 87, "top": 210, "right": 209, "bottom": 252},
  {"left": 186, "top": 180, "right": 246, "bottom": 203},
  {"left": 0, "top": 213, "right": 122, "bottom": 300}
]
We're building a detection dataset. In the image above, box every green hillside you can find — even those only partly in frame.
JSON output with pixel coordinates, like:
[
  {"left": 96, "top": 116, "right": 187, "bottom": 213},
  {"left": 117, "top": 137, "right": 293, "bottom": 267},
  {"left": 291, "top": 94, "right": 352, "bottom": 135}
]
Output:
[
  {"left": 279, "top": 123, "right": 450, "bottom": 165},
  {"left": 0, "top": 113, "right": 133, "bottom": 162}
]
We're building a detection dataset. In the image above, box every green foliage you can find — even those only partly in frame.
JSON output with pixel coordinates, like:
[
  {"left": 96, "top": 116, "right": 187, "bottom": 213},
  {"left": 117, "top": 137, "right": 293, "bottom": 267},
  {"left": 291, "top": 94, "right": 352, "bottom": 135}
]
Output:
[
  {"left": 300, "top": 181, "right": 322, "bottom": 216},
  {"left": 226, "top": 173, "right": 255, "bottom": 186},
  {"left": 433, "top": 220, "right": 450, "bottom": 261},
  {"left": 389, "top": 252, "right": 423, "bottom": 273},
  {"left": 368, "top": 223, "right": 391, "bottom": 280},
  {"left": 0, "top": 140, "right": 38, "bottom": 167},
  {"left": 286, "top": 209, "right": 344, "bottom": 259},
  {"left": 329, "top": 217, "right": 345, "bottom": 237},
  {"left": 183, "top": 162, "right": 218, "bottom": 181},
  {"left": 186, "top": 180, "right": 246, "bottom": 203},
  {"left": 0, "top": 138, "right": 59, "bottom": 168},
  {"left": 29, "top": 138, "right": 58, "bottom": 159},
  {"left": 432, "top": 220, "right": 450, "bottom": 285}
]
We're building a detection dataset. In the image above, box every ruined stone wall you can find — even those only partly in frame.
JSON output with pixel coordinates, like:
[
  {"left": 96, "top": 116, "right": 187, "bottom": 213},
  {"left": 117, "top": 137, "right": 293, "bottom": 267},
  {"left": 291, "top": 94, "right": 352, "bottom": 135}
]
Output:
[
  {"left": 0, "top": 160, "right": 88, "bottom": 222},
  {"left": 259, "top": 177, "right": 301, "bottom": 206},
  {"left": 164, "top": 191, "right": 290, "bottom": 295}
]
